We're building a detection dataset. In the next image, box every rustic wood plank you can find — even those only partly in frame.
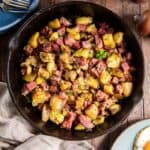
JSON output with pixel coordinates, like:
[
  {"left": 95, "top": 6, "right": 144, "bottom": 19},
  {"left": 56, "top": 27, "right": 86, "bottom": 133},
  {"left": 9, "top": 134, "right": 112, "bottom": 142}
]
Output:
[
  {"left": 122, "top": 0, "right": 144, "bottom": 124},
  {"left": 142, "top": 37, "right": 150, "bottom": 118},
  {"left": 106, "top": 0, "right": 123, "bottom": 16},
  {"left": 141, "top": 1, "right": 150, "bottom": 119}
]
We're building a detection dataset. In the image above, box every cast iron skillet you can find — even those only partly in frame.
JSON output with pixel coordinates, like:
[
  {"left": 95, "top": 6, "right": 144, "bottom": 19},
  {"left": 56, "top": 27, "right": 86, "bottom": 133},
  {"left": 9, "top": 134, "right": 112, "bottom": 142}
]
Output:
[{"left": 7, "top": 1, "right": 144, "bottom": 140}]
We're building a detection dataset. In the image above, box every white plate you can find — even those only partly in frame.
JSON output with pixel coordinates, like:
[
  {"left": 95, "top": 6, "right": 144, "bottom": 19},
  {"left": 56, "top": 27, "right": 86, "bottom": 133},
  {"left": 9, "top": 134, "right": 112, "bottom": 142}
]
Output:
[{"left": 111, "top": 119, "right": 150, "bottom": 150}]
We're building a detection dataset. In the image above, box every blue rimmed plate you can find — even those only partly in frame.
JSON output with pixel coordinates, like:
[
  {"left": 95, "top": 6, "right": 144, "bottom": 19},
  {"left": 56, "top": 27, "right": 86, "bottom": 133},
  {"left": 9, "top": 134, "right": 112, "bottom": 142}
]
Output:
[
  {"left": 0, "top": 0, "right": 39, "bottom": 35},
  {"left": 111, "top": 119, "right": 150, "bottom": 150}
]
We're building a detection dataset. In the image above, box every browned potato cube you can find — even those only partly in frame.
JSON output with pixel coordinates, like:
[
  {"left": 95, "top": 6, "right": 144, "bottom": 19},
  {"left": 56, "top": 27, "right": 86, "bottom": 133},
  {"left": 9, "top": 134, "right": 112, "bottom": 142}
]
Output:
[
  {"left": 104, "top": 84, "right": 114, "bottom": 95},
  {"left": 85, "top": 104, "right": 99, "bottom": 120},
  {"left": 121, "top": 82, "right": 133, "bottom": 97},
  {"left": 75, "top": 123, "right": 85, "bottom": 130},
  {"left": 42, "top": 104, "right": 50, "bottom": 122},
  {"left": 48, "top": 18, "right": 61, "bottom": 29},
  {"left": 75, "top": 97, "right": 84, "bottom": 109},
  {"left": 107, "top": 53, "right": 121, "bottom": 68},
  {"left": 86, "top": 76, "right": 99, "bottom": 89},
  {"left": 49, "top": 32, "right": 58, "bottom": 41},
  {"left": 32, "top": 88, "right": 49, "bottom": 107},
  {"left": 99, "top": 71, "right": 112, "bottom": 85},
  {"left": 102, "top": 33, "right": 116, "bottom": 49},
  {"left": 109, "top": 104, "right": 121, "bottom": 115},
  {"left": 76, "top": 17, "right": 93, "bottom": 25},
  {"left": 50, "top": 95, "right": 65, "bottom": 111},
  {"left": 113, "top": 32, "right": 124, "bottom": 45},
  {"left": 28, "top": 32, "right": 40, "bottom": 48},
  {"left": 23, "top": 73, "right": 36, "bottom": 82},
  {"left": 49, "top": 110, "right": 64, "bottom": 124}
]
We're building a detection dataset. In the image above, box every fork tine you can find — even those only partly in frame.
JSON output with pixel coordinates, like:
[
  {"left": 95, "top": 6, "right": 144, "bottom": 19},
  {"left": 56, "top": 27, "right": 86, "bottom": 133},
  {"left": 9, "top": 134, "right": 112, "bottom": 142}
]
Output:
[
  {"left": 5, "top": 3, "right": 28, "bottom": 9},
  {"left": 14, "top": 0, "right": 30, "bottom": 5},
  {"left": 8, "top": 0, "right": 29, "bottom": 7},
  {"left": 4, "top": 0, "right": 29, "bottom": 5},
  {"left": 3, "top": 0, "right": 29, "bottom": 9},
  {"left": 3, "top": 1, "right": 29, "bottom": 9},
  {"left": 1, "top": 4, "right": 28, "bottom": 13}
]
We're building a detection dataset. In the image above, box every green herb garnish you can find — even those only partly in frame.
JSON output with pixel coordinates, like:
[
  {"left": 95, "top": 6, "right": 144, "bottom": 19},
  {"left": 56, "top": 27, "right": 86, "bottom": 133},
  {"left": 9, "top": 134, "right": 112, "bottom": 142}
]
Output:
[{"left": 96, "top": 49, "right": 108, "bottom": 60}]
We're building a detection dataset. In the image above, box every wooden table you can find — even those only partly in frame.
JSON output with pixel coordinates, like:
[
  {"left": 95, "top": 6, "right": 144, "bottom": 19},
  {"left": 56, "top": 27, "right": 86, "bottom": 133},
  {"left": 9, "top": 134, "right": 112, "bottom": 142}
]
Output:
[{"left": 0, "top": 0, "right": 150, "bottom": 149}]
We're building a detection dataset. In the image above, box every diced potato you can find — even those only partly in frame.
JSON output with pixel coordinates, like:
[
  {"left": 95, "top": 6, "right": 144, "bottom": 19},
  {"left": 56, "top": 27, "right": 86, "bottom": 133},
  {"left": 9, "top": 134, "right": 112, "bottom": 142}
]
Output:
[
  {"left": 73, "top": 32, "right": 80, "bottom": 40},
  {"left": 93, "top": 116, "right": 105, "bottom": 125},
  {"left": 26, "top": 65, "right": 32, "bottom": 75},
  {"left": 61, "top": 45, "right": 71, "bottom": 53},
  {"left": 86, "top": 76, "right": 99, "bottom": 89},
  {"left": 46, "top": 61, "right": 56, "bottom": 75},
  {"left": 112, "top": 69, "right": 124, "bottom": 78},
  {"left": 25, "top": 56, "right": 37, "bottom": 66},
  {"left": 38, "top": 67, "right": 50, "bottom": 79},
  {"left": 67, "top": 27, "right": 79, "bottom": 34},
  {"left": 64, "top": 70, "right": 77, "bottom": 81},
  {"left": 21, "top": 65, "right": 32, "bottom": 75},
  {"left": 60, "top": 80, "right": 72, "bottom": 90},
  {"left": 113, "top": 32, "right": 124, "bottom": 45},
  {"left": 76, "top": 17, "right": 93, "bottom": 25},
  {"left": 104, "top": 84, "right": 114, "bottom": 95},
  {"left": 67, "top": 27, "right": 80, "bottom": 40},
  {"left": 85, "top": 104, "right": 99, "bottom": 120},
  {"left": 28, "top": 32, "right": 40, "bottom": 48},
  {"left": 69, "top": 71, "right": 77, "bottom": 81},
  {"left": 23, "top": 73, "right": 36, "bottom": 82},
  {"left": 86, "top": 24, "right": 97, "bottom": 33},
  {"left": 59, "top": 53, "right": 70, "bottom": 64},
  {"left": 99, "top": 71, "right": 112, "bottom": 85},
  {"left": 109, "top": 104, "right": 121, "bottom": 115},
  {"left": 35, "top": 76, "right": 45, "bottom": 85},
  {"left": 49, "top": 32, "right": 58, "bottom": 41},
  {"left": 73, "top": 48, "right": 91, "bottom": 58},
  {"left": 102, "top": 33, "right": 116, "bottom": 49},
  {"left": 48, "top": 18, "right": 61, "bottom": 29},
  {"left": 121, "top": 82, "right": 133, "bottom": 97},
  {"left": 77, "top": 77, "right": 87, "bottom": 90},
  {"left": 67, "top": 94, "right": 75, "bottom": 103},
  {"left": 89, "top": 50, "right": 94, "bottom": 58},
  {"left": 107, "top": 53, "right": 121, "bottom": 68},
  {"left": 38, "top": 36, "right": 48, "bottom": 44},
  {"left": 42, "top": 104, "right": 50, "bottom": 122},
  {"left": 94, "top": 101, "right": 100, "bottom": 107},
  {"left": 50, "top": 95, "right": 64, "bottom": 111},
  {"left": 75, "top": 97, "right": 85, "bottom": 109},
  {"left": 40, "top": 52, "right": 55, "bottom": 63},
  {"left": 64, "top": 64, "right": 73, "bottom": 70},
  {"left": 75, "top": 123, "right": 85, "bottom": 130},
  {"left": 81, "top": 93, "right": 93, "bottom": 102},
  {"left": 62, "top": 108, "right": 68, "bottom": 117},
  {"left": 80, "top": 33, "right": 86, "bottom": 39},
  {"left": 32, "top": 88, "right": 49, "bottom": 107},
  {"left": 49, "top": 110, "right": 64, "bottom": 124}
]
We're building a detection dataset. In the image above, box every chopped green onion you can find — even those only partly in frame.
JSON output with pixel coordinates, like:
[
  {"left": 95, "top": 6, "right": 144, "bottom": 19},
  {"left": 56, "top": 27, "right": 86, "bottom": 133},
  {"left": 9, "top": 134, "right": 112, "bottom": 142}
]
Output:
[{"left": 96, "top": 49, "right": 108, "bottom": 59}]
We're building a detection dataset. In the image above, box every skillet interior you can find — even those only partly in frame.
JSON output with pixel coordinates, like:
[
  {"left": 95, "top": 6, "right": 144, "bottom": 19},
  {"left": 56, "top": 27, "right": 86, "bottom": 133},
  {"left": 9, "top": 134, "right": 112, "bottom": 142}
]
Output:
[{"left": 7, "top": 1, "right": 144, "bottom": 140}]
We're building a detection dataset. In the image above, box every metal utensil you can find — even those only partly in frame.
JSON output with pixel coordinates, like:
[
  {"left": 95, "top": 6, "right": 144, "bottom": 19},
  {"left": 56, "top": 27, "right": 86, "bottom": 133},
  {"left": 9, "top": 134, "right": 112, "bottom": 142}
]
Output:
[
  {"left": 0, "top": 0, "right": 30, "bottom": 13},
  {"left": 3, "top": 0, "right": 30, "bottom": 9}
]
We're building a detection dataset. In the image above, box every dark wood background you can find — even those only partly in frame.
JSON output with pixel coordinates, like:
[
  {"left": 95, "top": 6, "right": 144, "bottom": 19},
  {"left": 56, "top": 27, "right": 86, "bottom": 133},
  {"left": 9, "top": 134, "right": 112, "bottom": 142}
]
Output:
[{"left": 0, "top": 0, "right": 150, "bottom": 149}]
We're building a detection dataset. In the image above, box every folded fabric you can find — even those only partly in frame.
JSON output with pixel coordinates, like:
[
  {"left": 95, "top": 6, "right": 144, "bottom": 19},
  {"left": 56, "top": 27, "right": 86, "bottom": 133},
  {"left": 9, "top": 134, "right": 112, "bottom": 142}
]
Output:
[{"left": 0, "top": 82, "right": 94, "bottom": 150}]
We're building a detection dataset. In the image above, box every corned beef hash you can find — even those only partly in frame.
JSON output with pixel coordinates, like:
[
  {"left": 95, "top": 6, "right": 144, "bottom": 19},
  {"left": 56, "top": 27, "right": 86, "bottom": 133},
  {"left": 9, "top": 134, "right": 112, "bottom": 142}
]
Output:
[{"left": 20, "top": 16, "right": 134, "bottom": 130}]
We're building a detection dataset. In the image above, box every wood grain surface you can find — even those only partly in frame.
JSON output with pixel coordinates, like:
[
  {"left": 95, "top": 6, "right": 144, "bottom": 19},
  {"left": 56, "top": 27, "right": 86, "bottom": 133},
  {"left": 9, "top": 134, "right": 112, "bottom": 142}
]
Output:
[{"left": 0, "top": 0, "right": 150, "bottom": 149}]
